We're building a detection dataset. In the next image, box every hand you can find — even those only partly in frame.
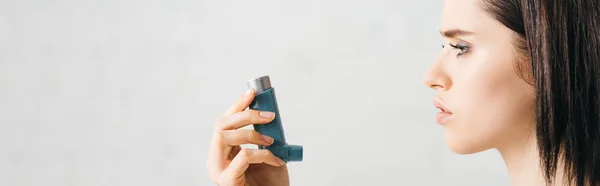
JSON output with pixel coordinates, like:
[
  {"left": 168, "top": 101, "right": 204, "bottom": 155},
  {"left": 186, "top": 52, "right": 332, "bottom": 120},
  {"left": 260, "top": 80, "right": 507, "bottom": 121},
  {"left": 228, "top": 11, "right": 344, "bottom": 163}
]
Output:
[{"left": 207, "top": 88, "right": 290, "bottom": 186}]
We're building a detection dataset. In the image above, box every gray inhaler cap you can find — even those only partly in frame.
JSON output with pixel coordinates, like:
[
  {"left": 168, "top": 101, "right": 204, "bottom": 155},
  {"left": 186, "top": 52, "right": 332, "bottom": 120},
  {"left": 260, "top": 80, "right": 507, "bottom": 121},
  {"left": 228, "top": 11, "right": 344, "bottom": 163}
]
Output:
[{"left": 247, "top": 75, "right": 272, "bottom": 93}]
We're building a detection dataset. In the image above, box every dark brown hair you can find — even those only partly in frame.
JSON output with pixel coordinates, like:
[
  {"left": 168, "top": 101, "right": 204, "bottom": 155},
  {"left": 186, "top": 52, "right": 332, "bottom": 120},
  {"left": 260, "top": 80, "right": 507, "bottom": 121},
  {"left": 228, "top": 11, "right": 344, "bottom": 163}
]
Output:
[{"left": 482, "top": 0, "right": 600, "bottom": 185}]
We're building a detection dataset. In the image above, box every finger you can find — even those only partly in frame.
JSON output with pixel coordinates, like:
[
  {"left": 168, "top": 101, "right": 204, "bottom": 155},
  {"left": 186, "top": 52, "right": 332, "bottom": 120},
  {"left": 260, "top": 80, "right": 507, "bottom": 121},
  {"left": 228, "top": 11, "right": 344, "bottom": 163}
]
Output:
[
  {"left": 222, "top": 148, "right": 285, "bottom": 179},
  {"left": 218, "top": 109, "right": 276, "bottom": 130},
  {"left": 223, "top": 88, "right": 255, "bottom": 116},
  {"left": 222, "top": 129, "right": 274, "bottom": 147},
  {"left": 209, "top": 109, "right": 274, "bottom": 179},
  {"left": 207, "top": 134, "right": 227, "bottom": 181},
  {"left": 208, "top": 110, "right": 275, "bottom": 176}
]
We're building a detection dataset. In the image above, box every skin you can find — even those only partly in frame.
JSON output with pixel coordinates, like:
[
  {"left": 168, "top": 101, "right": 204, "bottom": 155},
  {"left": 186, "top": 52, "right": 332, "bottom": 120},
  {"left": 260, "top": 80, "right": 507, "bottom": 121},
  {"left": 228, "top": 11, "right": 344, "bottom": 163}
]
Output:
[{"left": 207, "top": 0, "right": 543, "bottom": 185}]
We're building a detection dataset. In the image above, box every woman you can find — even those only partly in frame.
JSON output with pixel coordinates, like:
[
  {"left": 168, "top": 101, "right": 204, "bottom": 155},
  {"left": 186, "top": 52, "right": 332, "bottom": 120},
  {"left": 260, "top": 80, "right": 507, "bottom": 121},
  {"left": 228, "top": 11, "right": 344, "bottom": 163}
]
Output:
[{"left": 206, "top": 0, "right": 600, "bottom": 185}]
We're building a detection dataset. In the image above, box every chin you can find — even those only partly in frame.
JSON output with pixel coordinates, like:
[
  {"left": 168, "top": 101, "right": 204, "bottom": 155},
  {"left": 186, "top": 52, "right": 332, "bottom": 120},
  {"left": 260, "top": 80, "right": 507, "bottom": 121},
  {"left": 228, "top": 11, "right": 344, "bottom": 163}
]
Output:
[{"left": 443, "top": 129, "right": 491, "bottom": 154}]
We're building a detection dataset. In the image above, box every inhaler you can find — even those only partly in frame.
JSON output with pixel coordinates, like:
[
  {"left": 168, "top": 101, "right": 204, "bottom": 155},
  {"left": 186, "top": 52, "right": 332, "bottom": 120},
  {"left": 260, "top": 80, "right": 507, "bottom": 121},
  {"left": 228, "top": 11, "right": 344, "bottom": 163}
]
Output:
[{"left": 247, "top": 75, "right": 303, "bottom": 163}]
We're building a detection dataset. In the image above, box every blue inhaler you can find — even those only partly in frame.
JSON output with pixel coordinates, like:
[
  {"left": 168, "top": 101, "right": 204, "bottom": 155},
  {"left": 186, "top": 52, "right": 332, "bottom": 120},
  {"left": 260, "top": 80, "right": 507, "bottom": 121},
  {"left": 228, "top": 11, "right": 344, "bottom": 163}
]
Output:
[{"left": 247, "top": 75, "right": 303, "bottom": 163}]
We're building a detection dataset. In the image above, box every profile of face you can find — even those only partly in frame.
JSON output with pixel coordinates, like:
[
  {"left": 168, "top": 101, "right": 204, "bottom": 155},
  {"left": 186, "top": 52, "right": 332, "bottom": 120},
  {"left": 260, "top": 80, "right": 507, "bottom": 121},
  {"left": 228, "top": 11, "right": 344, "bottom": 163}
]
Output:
[{"left": 424, "top": 0, "right": 536, "bottom": 154}]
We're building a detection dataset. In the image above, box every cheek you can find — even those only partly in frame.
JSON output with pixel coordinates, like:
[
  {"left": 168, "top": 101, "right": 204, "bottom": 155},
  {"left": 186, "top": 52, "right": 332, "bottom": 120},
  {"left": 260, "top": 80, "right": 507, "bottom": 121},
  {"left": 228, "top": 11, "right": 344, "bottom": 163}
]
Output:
[
  {"left": 445, "top": 51, "right": 534, "bottom": 152},
  {"left": 459, "top": 70, "right": 528, "bottom": 131}
]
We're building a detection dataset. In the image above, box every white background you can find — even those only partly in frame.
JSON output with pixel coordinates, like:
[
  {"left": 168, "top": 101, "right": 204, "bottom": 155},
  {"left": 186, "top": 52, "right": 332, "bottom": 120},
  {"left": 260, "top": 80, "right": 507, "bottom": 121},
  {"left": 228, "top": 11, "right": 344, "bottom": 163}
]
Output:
[{"left": 0, "top": 0, "right": 509, "bottom": 185}]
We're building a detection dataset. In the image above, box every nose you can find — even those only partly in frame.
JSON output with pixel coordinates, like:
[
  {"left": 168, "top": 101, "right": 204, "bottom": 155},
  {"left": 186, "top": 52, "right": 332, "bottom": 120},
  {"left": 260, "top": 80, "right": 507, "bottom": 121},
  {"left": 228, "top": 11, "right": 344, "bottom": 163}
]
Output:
[{"left": 423, "top": 55, "right": 451, "bottom": 91}]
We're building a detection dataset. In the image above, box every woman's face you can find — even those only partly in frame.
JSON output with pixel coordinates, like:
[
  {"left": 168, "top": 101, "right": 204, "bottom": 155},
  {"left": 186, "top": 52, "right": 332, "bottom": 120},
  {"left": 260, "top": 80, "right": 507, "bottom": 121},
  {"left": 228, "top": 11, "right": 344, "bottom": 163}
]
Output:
[{"left": 424, "top": 0, "right": 535, "bottom": 154}]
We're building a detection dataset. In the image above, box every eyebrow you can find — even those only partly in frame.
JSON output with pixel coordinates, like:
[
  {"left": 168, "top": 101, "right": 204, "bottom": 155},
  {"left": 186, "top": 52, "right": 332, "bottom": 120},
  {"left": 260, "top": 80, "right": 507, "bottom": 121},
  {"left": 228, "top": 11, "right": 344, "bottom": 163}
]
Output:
[{"left": 440, "top": 29, "right": 475, "bottom": 38}]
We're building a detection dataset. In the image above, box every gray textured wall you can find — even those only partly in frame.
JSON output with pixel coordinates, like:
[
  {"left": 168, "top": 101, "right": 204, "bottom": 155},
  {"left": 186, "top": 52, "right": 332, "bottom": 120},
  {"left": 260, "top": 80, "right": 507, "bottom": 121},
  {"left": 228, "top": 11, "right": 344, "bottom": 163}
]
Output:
[{"left": 0, "top": 0, "right": 509, "bottom": 185}]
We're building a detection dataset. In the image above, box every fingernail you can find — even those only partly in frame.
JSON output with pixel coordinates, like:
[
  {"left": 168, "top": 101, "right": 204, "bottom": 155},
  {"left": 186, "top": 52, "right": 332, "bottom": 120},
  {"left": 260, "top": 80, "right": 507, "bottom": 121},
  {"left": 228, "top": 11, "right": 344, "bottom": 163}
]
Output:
[
  {"left": 261, "top": 135, "right": 274, "bottom": 144},
  {"left": 275, "top": 157, "right": 285, "bottom": 165},
  {"left": 259, "top": 111, "right": 275, "bottom": 118}
]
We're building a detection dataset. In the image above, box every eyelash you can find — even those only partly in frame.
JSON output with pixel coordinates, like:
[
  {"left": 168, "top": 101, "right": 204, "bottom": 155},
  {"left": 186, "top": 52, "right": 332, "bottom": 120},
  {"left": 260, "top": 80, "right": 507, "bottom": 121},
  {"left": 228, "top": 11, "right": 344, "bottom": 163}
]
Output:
[{"left": 442, "top": 42, "right": 470, "bottom": 57}]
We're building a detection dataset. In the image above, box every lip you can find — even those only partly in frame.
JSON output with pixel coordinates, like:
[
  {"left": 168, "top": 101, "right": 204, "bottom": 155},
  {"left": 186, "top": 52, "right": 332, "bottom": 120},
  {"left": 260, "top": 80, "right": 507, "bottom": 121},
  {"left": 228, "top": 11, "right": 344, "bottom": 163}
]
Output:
[{"left": 433, "top": 98, "right": 453, "bottom": 124}]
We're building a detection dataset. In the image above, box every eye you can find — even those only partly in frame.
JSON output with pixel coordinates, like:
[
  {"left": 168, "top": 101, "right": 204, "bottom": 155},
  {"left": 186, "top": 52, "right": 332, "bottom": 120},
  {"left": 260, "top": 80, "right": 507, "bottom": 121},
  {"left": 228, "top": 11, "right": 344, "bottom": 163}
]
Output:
[{"left": 448, "top": 42, "right": 470, "bottom": 57}]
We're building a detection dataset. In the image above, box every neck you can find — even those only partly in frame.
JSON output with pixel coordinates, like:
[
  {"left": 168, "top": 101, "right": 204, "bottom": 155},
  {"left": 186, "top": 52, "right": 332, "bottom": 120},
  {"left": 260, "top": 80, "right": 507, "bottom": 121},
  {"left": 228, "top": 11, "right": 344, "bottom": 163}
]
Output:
[{"left": 497, "top": 134, "right": 546, "bottom": 186}]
